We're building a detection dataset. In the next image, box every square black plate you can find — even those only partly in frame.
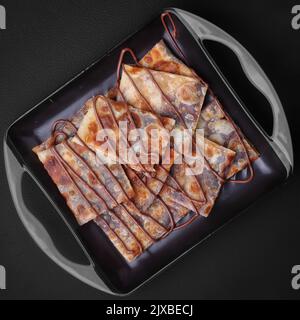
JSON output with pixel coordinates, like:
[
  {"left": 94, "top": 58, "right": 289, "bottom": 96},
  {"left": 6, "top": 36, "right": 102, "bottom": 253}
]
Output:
[{"left": 6, "top": 13, "right": 287, "bottom": 294}]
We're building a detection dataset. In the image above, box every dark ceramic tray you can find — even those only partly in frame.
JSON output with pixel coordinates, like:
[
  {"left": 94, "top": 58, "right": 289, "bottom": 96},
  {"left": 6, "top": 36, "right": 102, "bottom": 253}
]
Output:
[{"left": 4, "top": 8, "right": 293, "bottom": 295}]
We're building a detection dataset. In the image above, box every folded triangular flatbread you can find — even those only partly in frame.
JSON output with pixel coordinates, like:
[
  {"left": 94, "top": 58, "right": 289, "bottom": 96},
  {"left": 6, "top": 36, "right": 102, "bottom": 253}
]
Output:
[
  {"left": 198, "top": 99, "right": 259, "bottom": 178},
  {"left": 118, "top": 64, "right": 208, "bottom": 131},
  {"left": 33, "top": 96, "right": 178, "bottom": 261},
  {"left": 140, "top": 40, "right": 259, "bottom": 178},
  {"left": 118, "top": 64, "right": 235, "bottom": 178},
  {"left": 34, "top": 136, "right": 134, "bottom": 225}
]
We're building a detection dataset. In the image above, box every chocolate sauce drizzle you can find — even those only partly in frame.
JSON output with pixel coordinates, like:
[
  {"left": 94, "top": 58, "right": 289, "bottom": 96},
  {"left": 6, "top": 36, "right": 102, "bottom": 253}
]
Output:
[{"left": 161, "top": 11, "right": 254, "bottom": 184}]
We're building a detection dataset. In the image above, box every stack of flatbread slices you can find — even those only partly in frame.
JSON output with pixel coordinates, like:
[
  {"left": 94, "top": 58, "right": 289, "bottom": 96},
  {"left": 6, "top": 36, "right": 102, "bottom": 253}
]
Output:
[{"left": 33, "top": 40, "right": 259, "bottom": 262}]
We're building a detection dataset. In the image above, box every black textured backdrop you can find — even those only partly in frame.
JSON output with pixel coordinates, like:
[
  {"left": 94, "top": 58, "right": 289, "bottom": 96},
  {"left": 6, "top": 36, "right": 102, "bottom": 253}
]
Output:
[{"left": 0, "top": 0, "right": 300, "bottom": 300}]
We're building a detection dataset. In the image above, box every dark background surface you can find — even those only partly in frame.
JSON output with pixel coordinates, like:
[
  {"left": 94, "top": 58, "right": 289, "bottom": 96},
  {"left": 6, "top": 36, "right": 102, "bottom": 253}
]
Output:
[{"left": 0, "top": 0, "right": 299, "bottom": 300}]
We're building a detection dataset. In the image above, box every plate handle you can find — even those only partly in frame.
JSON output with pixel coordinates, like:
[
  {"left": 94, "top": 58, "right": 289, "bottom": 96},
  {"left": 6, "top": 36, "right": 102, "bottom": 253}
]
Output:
[
  {"left": 3, "top": 141, "right": 116, "bottom": 295},
  {"left": 169, "top": 8, "right": 293, "bottom": 175}
]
